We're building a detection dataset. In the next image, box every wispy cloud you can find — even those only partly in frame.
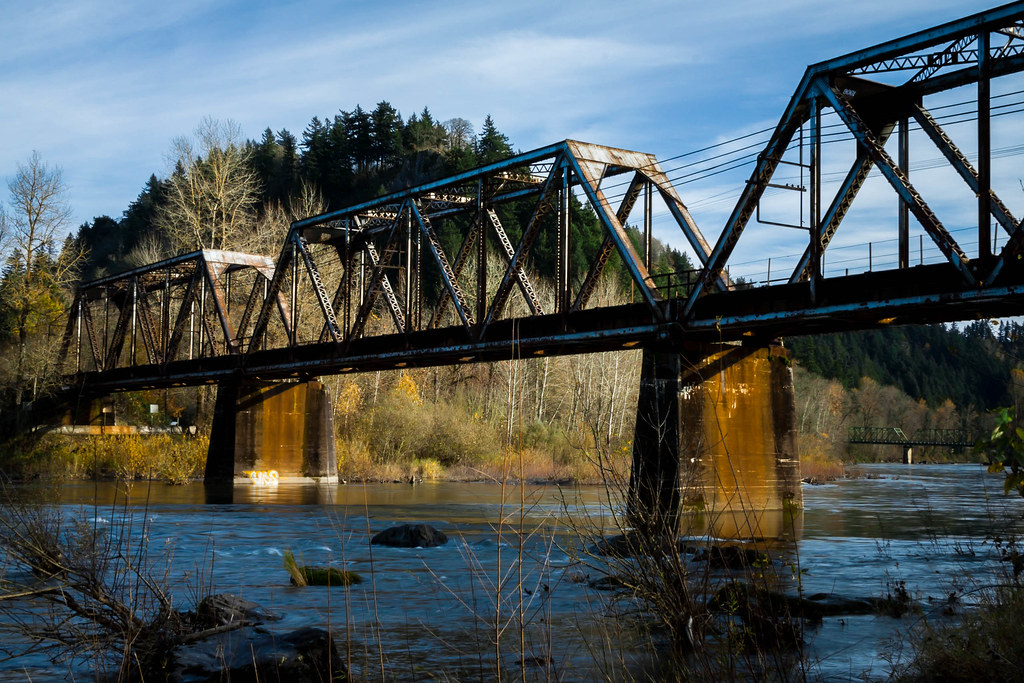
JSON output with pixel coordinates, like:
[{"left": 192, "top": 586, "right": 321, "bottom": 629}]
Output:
[{"left": 0, "top": 0, "right": 1012, "bottom": 248}]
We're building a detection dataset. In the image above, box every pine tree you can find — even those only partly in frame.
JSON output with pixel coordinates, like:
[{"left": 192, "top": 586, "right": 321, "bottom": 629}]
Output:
[{"left": 476, "top": 115, "right": 511, "bottom": 163}]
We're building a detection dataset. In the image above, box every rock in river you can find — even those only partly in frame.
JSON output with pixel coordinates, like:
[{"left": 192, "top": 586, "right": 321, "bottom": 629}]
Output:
[
  {"left": 371, "top": 523, "right": 448, "bottom": 548},
  {"left": 174, "top": 625, "right": 346, "bottom": 682}
]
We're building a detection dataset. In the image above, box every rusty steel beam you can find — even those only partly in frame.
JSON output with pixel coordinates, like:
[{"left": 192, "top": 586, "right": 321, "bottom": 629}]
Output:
[
  {"left": 481, "top": 160, "right": 564, "bottom": 331},
  {"left": 413, "top": 204, "right": 474, "bottom": 332},
  {"left": 485, "top": 208, "right": 544, "bottom": 316},
  {"left": 820, "top": 83, "right": 975, "bottom": 284}
]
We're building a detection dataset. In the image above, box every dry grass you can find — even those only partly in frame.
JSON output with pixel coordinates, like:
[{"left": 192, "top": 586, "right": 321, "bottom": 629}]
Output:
[
  {"left": 1, "top": 433, "right": 208, "bottom": 483},
  {"left": 800, "top": 457, "right": 846, "bottom": 483},
  {"left": 891, "top": 582, "right": 1024, "bottom": 681},
  {"left": 798, "top": 433, "right": 846, "bottom": 483}
]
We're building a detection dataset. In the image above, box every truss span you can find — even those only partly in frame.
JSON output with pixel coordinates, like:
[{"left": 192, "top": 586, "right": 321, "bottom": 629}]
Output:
[{"left": 59, "top": 4, "right": 1024, "bottom": 394}]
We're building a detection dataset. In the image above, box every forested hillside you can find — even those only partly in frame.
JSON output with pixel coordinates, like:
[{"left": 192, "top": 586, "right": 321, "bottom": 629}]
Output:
[{"left": 787, "top": 320, "right": 1024, "bottom": 413}]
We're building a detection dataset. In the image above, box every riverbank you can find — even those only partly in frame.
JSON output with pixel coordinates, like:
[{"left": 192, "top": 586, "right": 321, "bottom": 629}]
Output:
[
  {"left": 1, "top": 430, "right": 939, "bottom": 488},
  {"left": 0, "top": 431, "right": 628, "bottom": 486}
]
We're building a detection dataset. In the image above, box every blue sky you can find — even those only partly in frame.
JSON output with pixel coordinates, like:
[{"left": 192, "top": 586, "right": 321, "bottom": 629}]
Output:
[{"left": 0, "top": 0, "right": 1011, "bottom": 277}]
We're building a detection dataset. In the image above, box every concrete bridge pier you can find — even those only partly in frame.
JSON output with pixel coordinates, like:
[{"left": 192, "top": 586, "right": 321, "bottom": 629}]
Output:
[
  {"left": 629, "top": 343, "right": 802, "bottom": 540},
  {"left": 205, "top": 379, "right": 338, "bottom": 485},
  {"left": 903, "top": 445, "right": 914, "bottom": 465}
]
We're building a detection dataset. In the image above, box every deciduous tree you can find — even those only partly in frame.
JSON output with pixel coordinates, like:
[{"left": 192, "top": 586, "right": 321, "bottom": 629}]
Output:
[
  {"left": 157, "top": 117, "right": 261, "bottom": 252},
  {"left": 0, "top": 151, "right": 83, "bottom": 409}
]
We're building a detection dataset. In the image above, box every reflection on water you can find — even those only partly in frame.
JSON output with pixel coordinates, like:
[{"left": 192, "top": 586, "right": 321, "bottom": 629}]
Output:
[
  {"left": 2, "top": 464, "right": 1024, "bottom": 680},
  {"left": 681, "top": 507, "right": 804, "bottom": 541}
]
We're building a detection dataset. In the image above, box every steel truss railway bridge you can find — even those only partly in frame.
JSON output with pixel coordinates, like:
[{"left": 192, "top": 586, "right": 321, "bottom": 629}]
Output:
[
  {"left": 54, "top": 4, "right": 1024, "bottom": 535},
  {"left": 848, "top": 427, "right": 976, "bottom": 464}
]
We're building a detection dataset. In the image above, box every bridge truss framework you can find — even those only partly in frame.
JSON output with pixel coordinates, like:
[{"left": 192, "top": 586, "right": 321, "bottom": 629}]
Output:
[{"left": 59, "top": 3, "right": 1024, "bottom": 394}]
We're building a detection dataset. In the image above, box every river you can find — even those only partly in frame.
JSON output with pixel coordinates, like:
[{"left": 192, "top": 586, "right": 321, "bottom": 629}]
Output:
[{"left": 1, "top": 463, "right": 1022, "bottom": 681}]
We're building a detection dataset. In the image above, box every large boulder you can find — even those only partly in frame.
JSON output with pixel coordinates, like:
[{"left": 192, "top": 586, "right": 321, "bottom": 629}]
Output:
[
  {"left": 371, "top": 523, "right": 448, "bottom": 548},
  {"left": 195, "top": 593, "right": 281, "bottom": 627},
  {"left": 588, "top": 533, "right": 690, "bottom": 558},
  {"left": 173, "top": 625, "right": 346, "bottom": 682}
]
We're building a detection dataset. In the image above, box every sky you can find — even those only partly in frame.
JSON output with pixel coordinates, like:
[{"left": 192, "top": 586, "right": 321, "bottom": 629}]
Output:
[{"left": 0, "top": 0, "right": 1015, "bottom": 278}]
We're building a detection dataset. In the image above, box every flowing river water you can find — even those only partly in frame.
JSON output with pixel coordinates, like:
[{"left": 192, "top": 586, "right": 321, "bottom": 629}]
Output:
[{"left": 2, "top": 463, "right": 1023, "bottom": 681}]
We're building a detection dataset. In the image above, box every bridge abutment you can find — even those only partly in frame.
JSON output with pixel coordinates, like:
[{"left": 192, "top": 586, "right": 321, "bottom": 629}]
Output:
[
  {"left": 629, "top": 343, "right": 801, "bottom": 539},
  {"left": 206, "top": 379, "right": 338, "bottom": 484}
]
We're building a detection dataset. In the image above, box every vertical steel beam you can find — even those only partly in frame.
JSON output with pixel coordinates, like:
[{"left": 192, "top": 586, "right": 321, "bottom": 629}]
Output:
[
  {"left": 558, "top": 169, "right": 570, "bottom": 313},
  {"left": 415, "top": 223, "right": 423, "bottom": 330},
  {"left": 476, "top": 180, "right": 487, "bottom": 327},
  {"left": 644, "top": 181, "right": 652, "bottom": 271},
  {"left": 405, "top": 209, "right": 413, "bottom": 328},
  {"left": 979, "top": 29, "right": 993, "bottom": 258},
  {"left": 898, "top": 118, "right": 910, "bottom": 269},
  {"left": 103, "top": 289, "right": 109, "bottom": 365},
  {"left": 343, "top": 234, "right": 351, "bottom": 339},
  {"left": 358, "top": 247, "right": 365, "bottom": 307},
  {"left": 75, "top": 299, "right": 82, "bottom": 372},
  {"left": 162, "top": 268, "right": 171, "bottom": 360},
  {"left": 198, "top": 273, "right": 207, "bottom": 357},
  {"left": 290, "top": 239, "right": 299, "bottom": 346},
  {"left": 129, "top": 279, "right": 139, "bottom": 366},
  {"left": 809, "top": 100, "right": 822, "bottom": 297}
]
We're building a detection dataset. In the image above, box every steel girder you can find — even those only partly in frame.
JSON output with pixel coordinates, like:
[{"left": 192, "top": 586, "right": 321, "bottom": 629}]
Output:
[{"left": 685, "top": 1, "right": 1024, "bottom": 316}]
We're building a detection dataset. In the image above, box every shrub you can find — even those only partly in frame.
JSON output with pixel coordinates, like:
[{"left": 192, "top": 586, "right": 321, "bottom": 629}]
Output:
[
  {"left": 417, "top": 404, "right": 501, "bottom": 467},
  {"left": 892, "top": 583, "right": 1024, "bottom": 681}
]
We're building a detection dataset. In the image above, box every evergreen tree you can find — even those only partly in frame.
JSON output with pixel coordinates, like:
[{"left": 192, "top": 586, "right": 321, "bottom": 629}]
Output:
[
  {"left": 274, "top": 129, "right": 299, "bottom": 205},
  {"left": 300, "top": 116, "right": 331, "bottom": 194},
  {"left": 348, "top": 105, "right": 374, "bottom": 172},
  {"left": 370, "top": 101, "right": 402, "bottom": 169},
  {"left": 476, "top": 115, "right": 511, "bottom": 163},
  {"left": 250, "top": 128, "right": 280, "bottom": 198}
]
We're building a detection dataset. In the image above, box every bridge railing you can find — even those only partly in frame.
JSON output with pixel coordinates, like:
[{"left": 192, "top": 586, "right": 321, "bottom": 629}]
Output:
[{"left": 647, "top": 269, "right": 700, "bottom": 300}]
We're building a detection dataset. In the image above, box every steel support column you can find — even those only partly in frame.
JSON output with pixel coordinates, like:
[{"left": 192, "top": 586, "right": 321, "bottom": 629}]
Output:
[{"left": 979, "top": 29, "right": 993, "bottom": 258}]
